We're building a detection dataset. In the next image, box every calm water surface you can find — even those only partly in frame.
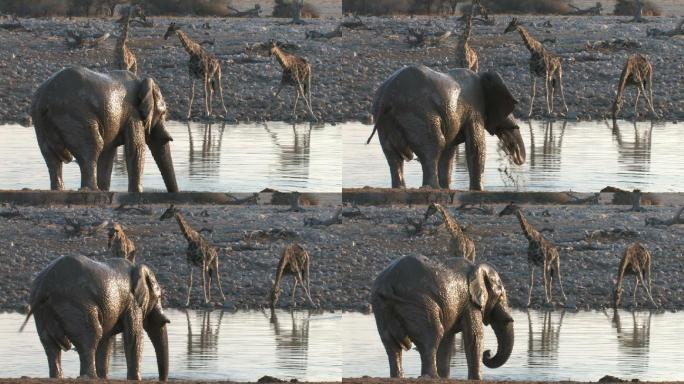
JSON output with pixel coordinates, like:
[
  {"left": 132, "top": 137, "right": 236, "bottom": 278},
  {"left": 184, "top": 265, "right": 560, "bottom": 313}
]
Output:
[
  {"left": 346, "top": 120, "right": 684, "bottom": 192},
  {"left": 1, "top": 309, "right": 682, "bottom": 381},
  {"left": 0, "top": 121, "right": 341, "bottom": 192}
]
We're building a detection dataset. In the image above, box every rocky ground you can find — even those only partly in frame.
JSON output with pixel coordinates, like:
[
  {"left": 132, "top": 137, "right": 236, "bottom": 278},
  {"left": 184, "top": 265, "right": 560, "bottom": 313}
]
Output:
[
  {"left": 1, "top": 203, "right": 683, "bottom": 313},
  {"left": 0, "top": 15, "right": 683, "bottom": 125}
]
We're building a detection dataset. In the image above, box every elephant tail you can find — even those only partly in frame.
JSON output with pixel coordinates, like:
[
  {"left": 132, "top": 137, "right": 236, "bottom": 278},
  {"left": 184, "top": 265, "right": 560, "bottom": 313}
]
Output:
[{"left": 18, "top": 305, "right": 33, "bottom": 332}]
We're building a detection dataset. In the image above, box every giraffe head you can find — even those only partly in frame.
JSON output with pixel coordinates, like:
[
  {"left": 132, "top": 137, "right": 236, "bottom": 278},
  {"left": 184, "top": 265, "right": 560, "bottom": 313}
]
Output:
[
  {"left": 504, "top": 17, "right": 522, "bottom": 34},
  {"left": 163, "top": 22, "right": 181, "bottom": 40},
  {"left": 129, "top": 5, "right": 146, "bottom": 22},
  {"left": 424, "top": 203, "right": 443, "bottom": 221},
  {"left": 498, "top": 202, "right": 521, "bottom": 217},
  {"left": 267, "top": 39, "right": 279, "bottom": 56},
  {"left": 108, "top": 223, "right": 125, "bottom": 248},
  {"left": 159, "top": 204, "right": 179, "bottom": 221}
]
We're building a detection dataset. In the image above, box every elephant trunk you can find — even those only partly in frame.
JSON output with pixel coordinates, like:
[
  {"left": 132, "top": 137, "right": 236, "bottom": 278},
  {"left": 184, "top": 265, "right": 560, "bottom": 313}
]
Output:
[
  {"left": 149, "top": 141, "right": 179, "bottom": 193},
  {"left": 146, "top": 323, "right": 169, "bottom": 381},
  {"left": 483, "top": 303, "right": 514, "bottom": 369},
  {"left": 496, "top": 128, "right": 526, "bottom": 166}
]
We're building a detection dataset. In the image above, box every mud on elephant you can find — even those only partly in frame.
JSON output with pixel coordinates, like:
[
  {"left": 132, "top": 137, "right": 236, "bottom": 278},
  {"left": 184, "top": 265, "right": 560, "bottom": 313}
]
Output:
[
  {"left": 371, "top": 256, "right": 514, "bottom": 380},
  {"left": 31, "top": 66, "right": 179, "bottom": 192},
  {"left": 21, "top": 255, "right": 170, "bottom": 381},
  {"left": 368, "top": 65, "right": 526, "bottom": 190}
]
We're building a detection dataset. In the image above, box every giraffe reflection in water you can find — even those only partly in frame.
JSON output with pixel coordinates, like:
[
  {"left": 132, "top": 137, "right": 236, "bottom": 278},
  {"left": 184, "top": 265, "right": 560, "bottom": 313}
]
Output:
[
  {"left": 188, "top": 122, "right": 225, "bottom": 177},
  {"left": 608, "top": 120, "right": 653, "bottom": 174},
  {"left": 266, "top": 309, "right": 311, "bottom": 376},
  {"left": 185, "top": 309, "right": 224, "bottom": 366},
  {"left": 263, "top": 123, "right": 320, "bottom": 183},
  {"left": 527, "top": 309, "right": 565, "bottom": 365},
  {"left": 606, "top": 310, "right": 652, "bottom": 353},
  {"left": 528, "top": 120, "right": 566, "bottom": 171}
]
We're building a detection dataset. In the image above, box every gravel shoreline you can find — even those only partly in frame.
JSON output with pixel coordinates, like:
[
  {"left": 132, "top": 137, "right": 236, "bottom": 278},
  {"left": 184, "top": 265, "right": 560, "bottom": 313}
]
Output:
[
  {"left": 1, "top": 203, "right": 683, "bottom": 313},
  {"left": 1, "top": 15, "right": 683, "bottom": 125}
]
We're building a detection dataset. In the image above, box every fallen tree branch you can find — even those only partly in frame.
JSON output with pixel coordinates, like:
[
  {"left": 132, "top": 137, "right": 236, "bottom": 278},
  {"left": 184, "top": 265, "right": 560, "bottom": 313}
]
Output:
[
  {"left": 645, "top": 207, "right": 684, "bottom": 226},
  {"left": 304, "top": 206, "right": 343, "bottom": 226},
  {"left": 406, "top": 28, "right": 451, "bottom": 47},
  {"left": 228, "top": 4, "right": 262, "bottom": 18},
  {"left": 65, "top": 29, "right": 110, "bottom": 49},
  {"left": 64, "top": 218, "right": 109, "bottom": 237},
  {"left": 647, "top": 19, "right": 684, "bottom": 37},
  {"left": 306, "top": 25, "right": 342, "bottom": 39}
]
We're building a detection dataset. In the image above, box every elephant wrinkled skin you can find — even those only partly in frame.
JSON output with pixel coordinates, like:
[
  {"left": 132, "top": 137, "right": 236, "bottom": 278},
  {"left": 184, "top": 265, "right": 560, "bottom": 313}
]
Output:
[
  {"left": 31, "top": 66, "right": 179, "bottom": 192},
  {"left": 368, "top": 65, "right": 526, "bottom": 190},
  {"left": 371, "top": 256, "right": 514, "bottom": 380},
  {"left": 21, "top": 255, "right": 170, "bottom": 381}
]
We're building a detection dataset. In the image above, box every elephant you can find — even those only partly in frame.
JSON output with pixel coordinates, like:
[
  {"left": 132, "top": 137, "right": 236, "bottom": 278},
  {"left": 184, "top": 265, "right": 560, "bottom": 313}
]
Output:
[
  {"left": 371, "top": 255, "right": 514, "bottom": 380},
  {"left": 20, "top": 255, "right": 170, "bottom": 381},
  {"left": 30, "top": 66, "right": 179, "bottom": 192},
  {"left": 367, "top": 65, "right": 526, "bottom": 190}
]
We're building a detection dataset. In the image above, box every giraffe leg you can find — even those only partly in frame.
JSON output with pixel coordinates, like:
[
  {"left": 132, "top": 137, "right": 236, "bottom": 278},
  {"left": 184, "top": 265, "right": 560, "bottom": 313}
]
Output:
[
  {"left": 202, "top": 262, "right": 210, "bottom": 305},
  {"left": 291, "top": 279, "right": 299, "bottom": 309},
  {"left": 293, "top": 89, "right": 300, "bottom": 120},
  {"left": 204, "top": 77, "right": 212, "bottom": 118},
  {"left": 558, "top": 71, "right": 569, "bottom": 113},
  {"left": 296, "top": 270, "right": 315, "bottom": 307},
  {"left": 299, "top": 80, "right": 316, "bottom": 121},
  {"left": 542, "top": 263, "right": 551, "bottom": 305},
  {"left": 555, "top": 257, "right": 568, "bottom": 303},
  {"left": 187, "top": 80, "right": 196, "bottom": 120},
  {"left": 216, "top": 73, "right": 228, "bottom": 117},
  {"left": 548, "top": 77, "right": 555, "bottom": 115},
  {"left": 634, "top": 86, "right": 641, "bottom": 119},
  {"left": 638, "top": 270, "right": 656, "bottom": 307},
  {"left": 545, "top": 76, "right": 553, "bottom": 115},
  {"left": 528, "top": 77, "right": 537, "bottom": 117},
  {"left": 212, "top": 257, "right": 226, "bottom": 302},
  {"left": 186, "top": 268, "right": 193, "bottom": 307},
  {"left": 274, "top": 83, "right": 284, "bottom": 98},
  {"left": 632, "top": 275, "right": 641, "bottom": 308},
  {"left": 527, "top": 266, "right": 535, "bottom": 307}
]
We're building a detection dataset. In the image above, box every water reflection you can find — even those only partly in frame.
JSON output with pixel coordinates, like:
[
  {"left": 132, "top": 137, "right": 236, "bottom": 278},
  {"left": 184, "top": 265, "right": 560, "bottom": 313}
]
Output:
[
  {"left": 188, "top": 122, "right": 225, "bottom": 177},
  {"left": 609, "top": 120, "right": 653, "bottom": 174},
  {"left": 527, "top": 309, "right": 564, "bottom": 366},
  {"left": 263, "top": 123, "right": 313, "bottom": 183},
  {"left": 185, "top": 310, "right": 224, "bottom": 366},
  {"left": 528, "top": 120, "right": 566, "bottom": 172},
  {"left": 266, "top": 309, "right": 311, "bottom": 375}
]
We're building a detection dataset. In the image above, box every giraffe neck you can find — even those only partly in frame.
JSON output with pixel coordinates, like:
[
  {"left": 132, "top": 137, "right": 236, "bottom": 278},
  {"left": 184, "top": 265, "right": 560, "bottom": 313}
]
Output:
[
  {"left": 515, "top": 209, "right": 538, "bottom": 242},
  {"left": 462, "top": 6, "right": 474, "bottom": 43},
  {"left": 175, "top": 30, "right": 203, "bottom": 57},
  {"left": 436, "top": 205, "right": 465, "bottom": 240},
  {"left": 116, "top": 13, "right": 131, "bottom": 49},
  {"left": 516, "top": 26, "right": 543, "bottom": 54},
  {"left": 272, "top": 46, "right": 290, "bottom": 69},
  {"left": 174, "top": 212, "right": 198, "bottom": 242}
]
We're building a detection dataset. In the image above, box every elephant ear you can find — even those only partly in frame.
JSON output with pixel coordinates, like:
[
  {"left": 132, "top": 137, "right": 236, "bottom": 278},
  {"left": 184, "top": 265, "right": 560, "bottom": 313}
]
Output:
[
  {"left": 480, "top": 72, "right": 518, "bottom": 135},
  {"left": 468, "top": 263, "right": 504, "bottom": 313},
  {"left": 138, "top": 78, "right": 166, "bottom": 134},
  {"left": 132, "top": 264, "right": 162, "bottom": 310}
]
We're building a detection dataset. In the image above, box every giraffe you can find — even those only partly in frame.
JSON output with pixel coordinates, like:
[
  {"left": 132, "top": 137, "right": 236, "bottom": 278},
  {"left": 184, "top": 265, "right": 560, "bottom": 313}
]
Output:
[
  {"left": 455, "top": 0, "right": 479, "bottom": 72},
  {"left": 269, "top": 40, "right": 316, "bottom": 120},
  {"left": 113, "top": 5, "right": 142, "bottom": 74},
  {"left": 499, "top": 202, "right": 567, "bottom": 307},
  {"left": 504, "top": 17, "right": 568, "bottom": 117},
  {"left": 424, "top": 203, "right": 476, "bottom": 262},
  {"left": 160, "top": 204, "right": 226, "bottom": 306},
  {"left": 613, "top": 242, "right": 656, "bottom": 308},
  {"left": 270, "top": 243, "right": 315, "bottom": 309},
  {"left": 612, "top": 54, "right": 657, "bottom": 122},
  {"left": 164, "top": 22, "right": 228, "bottom": 119},
  {"left": 107, "top": 223, "right": 136, "bottom": 263}
]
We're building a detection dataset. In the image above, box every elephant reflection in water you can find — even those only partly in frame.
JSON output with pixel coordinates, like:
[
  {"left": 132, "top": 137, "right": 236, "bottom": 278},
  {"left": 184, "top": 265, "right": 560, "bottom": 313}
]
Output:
[
  {"left": 527, "top": 309, "right": 565, "bottom": 363},
  {"left": 185, "top": 310, "right": 225, "bottom": 362},
  {"left": 607, "top": 120, "right": 652, "bottom": 174},
  {"left": 188, "top": 122, "right": 225, "bottom": 177},
  {"left": 527, "top": 120, "right": 566, "bottom": 171},
  {"left": 263, "top": 123, "right": 316, "bottom": 181},
  {"left": 606, "top": 310, "right": 652, "bottom": 352},
  {"left": 266, "top": 308, "right": 311, "bottom": 374}
]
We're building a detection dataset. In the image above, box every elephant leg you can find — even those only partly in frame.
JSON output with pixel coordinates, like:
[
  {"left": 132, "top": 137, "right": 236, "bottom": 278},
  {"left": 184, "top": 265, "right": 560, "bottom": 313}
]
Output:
[
  {"left": 188, "top": 79, "right": 196, "bottom": 120},
  {"left": 395, "top": 113, "right": 440, "bottom": 188},
  {"left": 39, "top": 332, "right": 63, "bottom": 378},
  {"left": 376, "top": 117, "right": 406, "bottom": 188},
  {"left": 124, "top": 123, "right": 146, "bottom": 193},
  {"left": 43, "top": 151, "right": 65, "bottom": 191},
  {"left": 95, "top": 335, "right": 113, "bottom": 378},
  {"left": 464, "top": 121, "right": 485, "bottom": 191},
  {"left": 419, "top": 157, "right": 440, "bottom": 189},
  {"left": 436, "top": 334, "right": 455, "bottom": 378},
  {"left": 438, "top": 145, "right": 457, "bottom": 189},
  {"left": 71, "top": 316, "right": 101, "bottom": 378},
  {"left": 122, "top": 308, "right": 144, "bottom": 380},
  {"left": 77, "top": 157, "right": 99, "bottom": 191},
  {"left": 462, "top": 310, "right": 484, "bottom": 380},
  {"left": 527, "top": 266, "right": 535, "bottom": 307},
  {"left": 528, "top": 77, "right": 537, "bottom": 117},
  {"left": 96, "top": 147, "right": 116, "bottom": 191},
  {"left": 399, "top": 302, "right": 442, "bottom": 378},
  {"left": 186, "top": 268, "right": 194, "bottom": 307}
]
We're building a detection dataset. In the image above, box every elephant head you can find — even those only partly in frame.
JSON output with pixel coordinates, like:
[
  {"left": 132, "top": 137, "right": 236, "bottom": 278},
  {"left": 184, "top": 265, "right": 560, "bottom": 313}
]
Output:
[
  {"left": 468, "top": 263, "right": 514, "bottom": 369},
  {"left": 131, "top": 265, "right": 170, "bottom": 381},
  {"left": 138, "top": 78, "right": 178, "bottom": 193},
  {"left": 480, "top": 72, "right": 526, "bottom": 166}
]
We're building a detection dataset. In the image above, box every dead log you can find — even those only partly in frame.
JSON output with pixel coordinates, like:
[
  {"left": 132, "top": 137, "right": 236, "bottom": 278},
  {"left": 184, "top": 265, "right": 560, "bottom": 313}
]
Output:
[
  {"left": 65, "top": 29, "right": 110, "bottom": 49},
  {"left": 567, "top": 2, "right": 603, "bottom": 15},
  {"left": 228, "top": 4, "right": 262, "bottom": 18},
  {"left": 306, "top": 25, "right": 342, "bottom": 39},
  {"left": 341, "top": 17, "right": 372, "bottom": 30},
  {"left": 304, "top": 206, "right": 343, "bottom": 226},
  {"left": 584, "top": 228, "right": 639, "bottom": 243},
  {"left": 64, "top": 218, "right": 109, "bottom": 237},
  {"left": 645, "top": 207, "right": 684, "bottom": 226},
  {"left": 647, "top": 19, "right": 684, "bottom": 37},
  {"left": 226, "top": 193, "right": 259, "bottom": 205},
  {"left": 243, "top": 228, "right": 299, "bottom": 243},
  {"left": 406, "top": 28, "right": 451, "bottom": 47}
]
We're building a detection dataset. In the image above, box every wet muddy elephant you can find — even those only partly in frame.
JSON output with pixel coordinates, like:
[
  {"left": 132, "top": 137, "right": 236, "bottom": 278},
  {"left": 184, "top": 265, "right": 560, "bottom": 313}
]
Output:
[
  {"left": 368, "top": 65, "right": 526, "bottom": 190},
  {"left": 371, "top": 256, "right": 514, "bottom": 380},
  {"left": 31, "top": 66, "right": 179, "bottom": 192},
  {"left": 21, "top": 255, "right": 170, "bottom": 380}
]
